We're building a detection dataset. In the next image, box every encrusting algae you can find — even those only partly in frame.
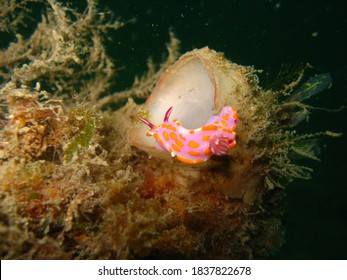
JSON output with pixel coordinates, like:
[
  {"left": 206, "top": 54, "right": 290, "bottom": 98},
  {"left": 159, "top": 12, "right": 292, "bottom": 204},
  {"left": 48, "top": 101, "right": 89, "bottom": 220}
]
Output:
[{"left": 0, "top": 0, "right": 340, "bottom": 259}]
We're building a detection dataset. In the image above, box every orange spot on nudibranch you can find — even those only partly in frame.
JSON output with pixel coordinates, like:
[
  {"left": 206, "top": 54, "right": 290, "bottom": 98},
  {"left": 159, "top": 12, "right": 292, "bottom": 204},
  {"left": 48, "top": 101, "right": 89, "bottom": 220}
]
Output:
[
  {"left": 179, "top": 134, "right": 186, "bottom": 141},
  {"left": 167, "top": 124, "right": 176, "bottom": 131},
  {"left": 189, "top": 130, "right": 195, "bottom": 134},
  {"left": 203, "top": 147, "right": 211, "bottom": 155},
  {"left": 175, "top": 139, "right": 184, "bottom": 148},
  {"left": 162, "top": 124, "right": 167, "bottom": 128},
  {"left": 222, "top": 127, "right": 235, "bottom": 134},
  {"left": 202, "top": 135, "right": 210, "bottom": 142},
  {"left": 170, "top": 132, "right": 177, "bottom": 140},
  {"left": 233, "top": 113, "right": 238, "bottom": 120},
  {"left": 221, "top": 120, "right": 228, "bottom": 127},
  {"left": 171, "top": 143, "right": 181, "bottom": 152},
  {"left": 154, "top": 133, "right": 164, "bottom": 147},
  {"left": 222, "top": 114, "right": 230, "bottom": 120},
  {"left": 163, "top": 131, "right": 169, "bottom": 141},
  {"left": 188, "top": 150, "right": 201, "bottom": 156},
  {"left": 202, "top": 124, "right": 217, "bottom": 131},
  {"left": 173, "top": 120, "right": 181, "bottom": 126},
  {"left": 188, "top": 141, "right": 200, "bottom": 148}
]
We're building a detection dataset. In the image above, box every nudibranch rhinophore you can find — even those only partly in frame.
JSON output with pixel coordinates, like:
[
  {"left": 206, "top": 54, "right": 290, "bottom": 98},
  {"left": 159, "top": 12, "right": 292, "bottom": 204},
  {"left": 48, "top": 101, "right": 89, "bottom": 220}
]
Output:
[{"left": 138, "top": 106, "right": 237, "bottom": 164}]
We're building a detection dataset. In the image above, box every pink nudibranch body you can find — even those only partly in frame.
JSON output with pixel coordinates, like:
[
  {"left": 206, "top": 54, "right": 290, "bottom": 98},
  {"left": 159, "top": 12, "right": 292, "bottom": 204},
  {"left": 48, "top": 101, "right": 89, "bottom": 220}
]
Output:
[{"left": 138, "top": 106, "right": 238, "bottom": 164}]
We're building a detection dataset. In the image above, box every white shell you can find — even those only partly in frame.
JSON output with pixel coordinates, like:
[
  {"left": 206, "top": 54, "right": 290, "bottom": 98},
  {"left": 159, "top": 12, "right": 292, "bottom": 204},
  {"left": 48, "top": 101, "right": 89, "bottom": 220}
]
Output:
[{"left": 128, "top": 47, "right": 253, "bottom": 156}]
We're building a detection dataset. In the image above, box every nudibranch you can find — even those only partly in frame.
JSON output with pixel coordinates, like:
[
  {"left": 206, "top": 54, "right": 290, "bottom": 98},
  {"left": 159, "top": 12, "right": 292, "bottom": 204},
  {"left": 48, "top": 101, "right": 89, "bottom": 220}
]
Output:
[{"left": 138, "top": 106, "right": 237, "bottom": 164}]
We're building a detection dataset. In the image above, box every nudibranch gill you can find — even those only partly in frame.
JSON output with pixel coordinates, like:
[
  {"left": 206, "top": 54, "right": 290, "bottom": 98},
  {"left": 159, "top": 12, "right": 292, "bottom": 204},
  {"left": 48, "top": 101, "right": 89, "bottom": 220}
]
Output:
[{"left": 138, "top": 106, "right": 238, "bottom": 164}]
